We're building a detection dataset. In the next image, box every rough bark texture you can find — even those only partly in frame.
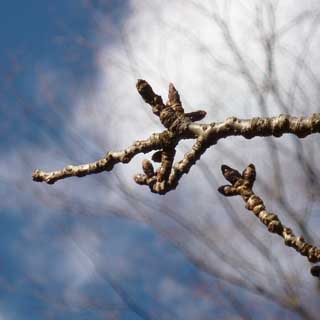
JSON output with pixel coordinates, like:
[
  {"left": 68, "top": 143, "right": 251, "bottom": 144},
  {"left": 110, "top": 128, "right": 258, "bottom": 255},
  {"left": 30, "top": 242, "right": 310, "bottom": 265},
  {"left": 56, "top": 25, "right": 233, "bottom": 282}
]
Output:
[
  {"left": 33, "top": 80, "right": 320, "bottom": 193},
  {"left": 218, "top": 164, "right": 320, "bottom": 274}
]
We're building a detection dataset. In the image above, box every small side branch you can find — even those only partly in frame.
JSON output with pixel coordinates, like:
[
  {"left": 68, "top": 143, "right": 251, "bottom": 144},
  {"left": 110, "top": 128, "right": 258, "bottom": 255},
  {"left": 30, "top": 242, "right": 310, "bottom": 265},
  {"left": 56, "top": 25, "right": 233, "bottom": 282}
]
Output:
[
  {"left": 32, "top": 131, "right": 175, "bottom": 184},
  {"left": 218, "top": 164, "right": 320, "bottom": 276}
]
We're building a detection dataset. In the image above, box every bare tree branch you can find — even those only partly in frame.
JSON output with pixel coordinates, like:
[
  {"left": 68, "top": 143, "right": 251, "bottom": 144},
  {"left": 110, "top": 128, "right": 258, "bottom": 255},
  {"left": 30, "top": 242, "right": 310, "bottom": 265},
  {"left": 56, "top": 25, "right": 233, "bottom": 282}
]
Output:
[
  {"left": 218, "top": 163, "right": 320, "bottom": 272},
  {"left": 33, "top": 80, "right": 320, "bottom": 195}
]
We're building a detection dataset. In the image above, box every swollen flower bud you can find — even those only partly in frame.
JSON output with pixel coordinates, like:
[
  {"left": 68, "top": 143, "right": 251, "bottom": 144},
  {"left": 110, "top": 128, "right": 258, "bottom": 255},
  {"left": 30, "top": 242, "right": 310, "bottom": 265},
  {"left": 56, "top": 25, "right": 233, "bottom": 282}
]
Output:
[
  {"left": 310, "top": 265, "right": 320, "bottom": 277},
  {"left": 142, "top": 159, "right": 154, "bottom": 177},
  {"left": 185, "top": 110, "right": 207, "bottom": 122},
  {"left": 151, "top": 151, "right": 162, "bottom": 163}
]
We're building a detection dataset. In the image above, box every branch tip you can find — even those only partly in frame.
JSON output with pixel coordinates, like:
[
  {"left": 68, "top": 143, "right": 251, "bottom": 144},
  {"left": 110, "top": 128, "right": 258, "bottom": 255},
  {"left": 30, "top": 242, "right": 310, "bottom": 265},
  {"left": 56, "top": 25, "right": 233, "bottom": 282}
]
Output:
[
  {"left": 142, "top": 159, "right": 154, "bottom": 178},
  {"left": 218, "top": 185, "right": 237, "bottom": 197},
  {"left": 185, "top": 110, "right": 207, "bottom": 122},
  {"left": 136, "top": 79, "right": 156, "bottom": 105},
  {"left": 242, "top": 164, "right": 256, "bottom": 183},
  {"left": 151, "top": 151, "right": 162, "bottom": 163},
  {"left": 310, "top": 265, "right": 320, "bottom": 277},
  {"left": 221, "top": 165, "right": 241, "bottom": 184},
  {"left": 133, "top": 173, "right": 146, "bottom": 185}
]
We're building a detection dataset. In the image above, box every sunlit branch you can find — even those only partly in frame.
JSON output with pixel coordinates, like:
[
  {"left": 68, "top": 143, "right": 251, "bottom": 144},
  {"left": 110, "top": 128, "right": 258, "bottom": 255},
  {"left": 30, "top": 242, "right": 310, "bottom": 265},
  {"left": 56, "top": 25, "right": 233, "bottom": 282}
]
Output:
[
  {"left": 218, "top": 164, "right": 320, "bottom": 275},
  {"left": 33, "top": 80, "right": 320, "bottom": 194}
]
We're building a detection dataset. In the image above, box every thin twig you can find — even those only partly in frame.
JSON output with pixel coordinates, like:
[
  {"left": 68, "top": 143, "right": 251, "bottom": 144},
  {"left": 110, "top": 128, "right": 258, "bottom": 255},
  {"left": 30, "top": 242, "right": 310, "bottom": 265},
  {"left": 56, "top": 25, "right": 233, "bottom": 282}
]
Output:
[{"left": 218, "top": 163, "right": 320, "bottom": 275}]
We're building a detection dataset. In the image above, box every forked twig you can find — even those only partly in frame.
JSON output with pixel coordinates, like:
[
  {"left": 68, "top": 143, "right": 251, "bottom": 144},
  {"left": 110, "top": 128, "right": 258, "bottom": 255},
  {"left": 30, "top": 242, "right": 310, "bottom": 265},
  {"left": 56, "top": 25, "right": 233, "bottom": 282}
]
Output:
[
  {"left": 218, "top": 164, "right": 320, "bottom": 276},
  {"left": 32, "top": 79, "right": 320, "bottom": 195}
]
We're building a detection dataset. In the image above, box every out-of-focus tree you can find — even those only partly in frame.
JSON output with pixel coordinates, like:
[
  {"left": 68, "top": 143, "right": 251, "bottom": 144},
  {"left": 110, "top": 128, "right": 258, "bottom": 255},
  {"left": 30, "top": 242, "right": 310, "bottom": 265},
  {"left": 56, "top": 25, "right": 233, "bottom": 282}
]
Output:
[{"left": 3, "top": 0, "right": 320, "bottom": 319}]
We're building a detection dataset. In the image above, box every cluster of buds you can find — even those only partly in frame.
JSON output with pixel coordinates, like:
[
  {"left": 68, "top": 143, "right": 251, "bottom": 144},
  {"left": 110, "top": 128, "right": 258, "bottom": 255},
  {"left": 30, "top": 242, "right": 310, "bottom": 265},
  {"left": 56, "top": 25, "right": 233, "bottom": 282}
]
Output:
[{"left": 133, "top": 80, "right": 206, "bottom": 193}]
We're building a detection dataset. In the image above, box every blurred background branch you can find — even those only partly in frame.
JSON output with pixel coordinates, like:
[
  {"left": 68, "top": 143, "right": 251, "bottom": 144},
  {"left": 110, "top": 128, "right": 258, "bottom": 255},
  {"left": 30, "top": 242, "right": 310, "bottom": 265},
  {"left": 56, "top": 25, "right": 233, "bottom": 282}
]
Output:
[{"left": 2, "top": 0, "right": 320, "bottom": 319}]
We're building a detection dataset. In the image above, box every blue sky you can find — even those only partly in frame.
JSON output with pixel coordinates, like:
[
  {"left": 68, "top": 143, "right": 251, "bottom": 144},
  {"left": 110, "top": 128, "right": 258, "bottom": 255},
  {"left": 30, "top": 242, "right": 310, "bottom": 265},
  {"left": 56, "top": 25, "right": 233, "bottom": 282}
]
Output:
[
  {"left": 1, "top": 1, "right": 320, "bottom": 319},
  {"left": 1, "top": 1, "right": 127, "bottom": 149},
  {"left": 1, "top": 2, "right": 220, "bottom": 319}
]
